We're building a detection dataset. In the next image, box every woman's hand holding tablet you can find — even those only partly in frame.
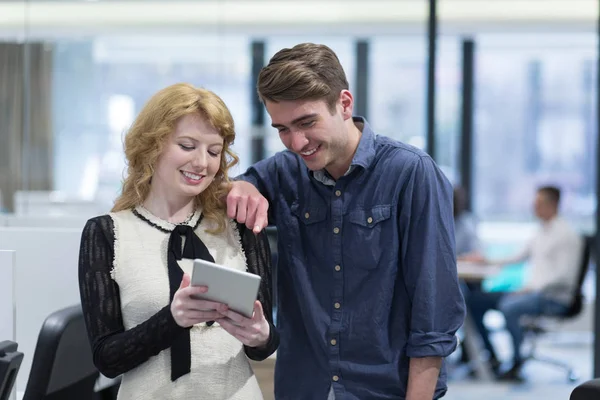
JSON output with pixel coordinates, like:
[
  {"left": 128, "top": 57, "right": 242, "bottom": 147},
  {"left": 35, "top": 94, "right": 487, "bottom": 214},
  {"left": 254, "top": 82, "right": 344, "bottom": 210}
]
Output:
[{"left": 170, "top": 273, "right": 227, "bottom": 328}]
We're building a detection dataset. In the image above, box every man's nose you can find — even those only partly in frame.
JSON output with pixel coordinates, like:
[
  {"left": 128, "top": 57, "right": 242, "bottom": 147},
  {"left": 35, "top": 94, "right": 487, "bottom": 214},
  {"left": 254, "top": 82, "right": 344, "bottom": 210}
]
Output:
[{"left": 290, "top": 131, "right": 309, "bottom": 152}]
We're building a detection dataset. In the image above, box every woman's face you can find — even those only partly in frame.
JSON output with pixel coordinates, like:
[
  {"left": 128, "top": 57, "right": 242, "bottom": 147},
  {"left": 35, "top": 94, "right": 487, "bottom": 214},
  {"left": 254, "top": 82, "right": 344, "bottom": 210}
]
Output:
[{"left": 152, "top": 113, "right": 224, "bottom": 201}]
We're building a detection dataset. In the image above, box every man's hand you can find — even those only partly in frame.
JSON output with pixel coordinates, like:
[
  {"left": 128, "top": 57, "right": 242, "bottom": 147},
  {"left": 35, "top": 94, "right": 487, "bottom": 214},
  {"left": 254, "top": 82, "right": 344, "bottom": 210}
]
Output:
[
  {"left": 457, "top": 253, "right": 487, "bottom": 264},
  {"left": 226, "top": 180, "right": 269, "bottom": 234}
]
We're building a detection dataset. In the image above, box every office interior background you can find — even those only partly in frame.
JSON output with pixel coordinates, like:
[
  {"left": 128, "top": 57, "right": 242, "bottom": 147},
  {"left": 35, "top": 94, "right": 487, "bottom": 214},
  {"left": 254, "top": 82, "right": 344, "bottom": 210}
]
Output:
[{"left": 1, "top": 1, "right": 599, "bottom": 399}]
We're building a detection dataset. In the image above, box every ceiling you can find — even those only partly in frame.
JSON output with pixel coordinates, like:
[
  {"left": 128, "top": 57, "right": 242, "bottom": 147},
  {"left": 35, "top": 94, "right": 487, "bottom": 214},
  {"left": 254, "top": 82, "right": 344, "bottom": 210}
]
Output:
[{"left": 0, "top": 0, "right": 596, "bottom": 38}]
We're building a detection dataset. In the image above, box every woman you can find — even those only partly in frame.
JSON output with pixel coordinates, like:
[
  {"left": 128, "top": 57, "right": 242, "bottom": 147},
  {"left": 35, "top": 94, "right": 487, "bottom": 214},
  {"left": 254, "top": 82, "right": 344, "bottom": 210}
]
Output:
[{"left": 78, "top": 83, "right": 278, "bottom": 399}]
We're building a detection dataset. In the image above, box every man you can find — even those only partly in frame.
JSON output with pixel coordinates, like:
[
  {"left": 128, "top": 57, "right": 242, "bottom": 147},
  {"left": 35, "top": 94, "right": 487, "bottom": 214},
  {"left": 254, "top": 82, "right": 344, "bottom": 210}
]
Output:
[
  {"left": 467, "top": 186, "right": 583, "bottom": 381},
  {"left": 227, "top": 43, "right": 465, "bottom": 399}
]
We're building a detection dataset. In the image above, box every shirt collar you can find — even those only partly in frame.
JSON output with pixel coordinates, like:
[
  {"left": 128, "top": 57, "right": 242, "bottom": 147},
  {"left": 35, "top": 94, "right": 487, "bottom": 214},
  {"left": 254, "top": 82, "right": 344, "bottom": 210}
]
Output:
[
  {"left": 542, "top": 215, "right": 561, "bottom": 228},
  {"left": 350, "top": 116, "right": 377, "bottom": 170}
]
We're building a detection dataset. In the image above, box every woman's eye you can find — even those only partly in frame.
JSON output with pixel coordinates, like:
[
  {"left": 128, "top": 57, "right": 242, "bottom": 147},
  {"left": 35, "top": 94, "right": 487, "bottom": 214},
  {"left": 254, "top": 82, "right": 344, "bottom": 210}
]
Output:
[{"left": 179, "top": 144, "right": 194, "bottom": 151}]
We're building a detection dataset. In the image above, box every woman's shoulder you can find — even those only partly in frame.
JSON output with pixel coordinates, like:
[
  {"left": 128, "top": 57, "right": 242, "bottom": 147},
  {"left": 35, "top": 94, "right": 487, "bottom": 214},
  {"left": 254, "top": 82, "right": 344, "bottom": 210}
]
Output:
[
  {"left": 85, "top": 214, "right": 113, "bottom": 232},
  {"left": 85, "top": 209, "right": 136, "bottom": 230}
]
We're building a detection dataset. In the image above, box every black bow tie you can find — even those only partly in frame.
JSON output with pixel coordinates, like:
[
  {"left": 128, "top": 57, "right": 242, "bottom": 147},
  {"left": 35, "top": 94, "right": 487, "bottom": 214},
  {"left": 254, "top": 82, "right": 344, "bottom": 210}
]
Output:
[{"left": 167, "top": 221, "right": 215, "bottom": 381}]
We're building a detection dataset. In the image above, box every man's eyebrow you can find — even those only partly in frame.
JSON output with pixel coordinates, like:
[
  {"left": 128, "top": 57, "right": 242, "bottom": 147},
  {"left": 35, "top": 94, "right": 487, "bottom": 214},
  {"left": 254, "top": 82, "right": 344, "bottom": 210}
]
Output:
[{"left": 271, "top": 113, "right": 318, "bottom": 128}]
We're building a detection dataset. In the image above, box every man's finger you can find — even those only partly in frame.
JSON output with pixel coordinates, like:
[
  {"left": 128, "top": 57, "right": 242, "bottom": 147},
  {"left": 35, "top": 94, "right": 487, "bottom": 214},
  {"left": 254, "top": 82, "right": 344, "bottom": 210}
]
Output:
[
  {"left": 253, "top": 200, "right": 269, "bottom": 234},
  {"left": 245, "top": 196, "right": 260, "bottom": 230},
  {"left": 236, "top": 196, "right": 248, "bottom": 224},
  {"left": 226, "top": 193, "right": 239, "bottom": 219}
]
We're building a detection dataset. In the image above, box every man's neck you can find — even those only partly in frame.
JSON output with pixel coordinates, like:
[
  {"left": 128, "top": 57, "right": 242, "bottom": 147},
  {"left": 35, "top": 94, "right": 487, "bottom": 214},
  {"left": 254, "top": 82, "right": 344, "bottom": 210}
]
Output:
[
  {"left": 541, "top": 213, "right": 559, "bottom": 225},
  {"left": 326, "top": 120, "right": 363, "bottom": 180}
]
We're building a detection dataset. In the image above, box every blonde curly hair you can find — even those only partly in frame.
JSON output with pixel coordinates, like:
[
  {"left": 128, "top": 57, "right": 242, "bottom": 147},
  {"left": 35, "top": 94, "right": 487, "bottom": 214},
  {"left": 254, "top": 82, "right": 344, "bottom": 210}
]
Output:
[{"left": 112, "top": 83, "right": 238, "bottom": 234}]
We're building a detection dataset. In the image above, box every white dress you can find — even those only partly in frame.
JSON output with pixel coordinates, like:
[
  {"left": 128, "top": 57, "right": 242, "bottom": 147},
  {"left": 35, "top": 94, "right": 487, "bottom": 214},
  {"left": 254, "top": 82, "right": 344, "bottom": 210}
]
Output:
[{"left": 110, "top": 207, "right": 264, "bottom": 400}]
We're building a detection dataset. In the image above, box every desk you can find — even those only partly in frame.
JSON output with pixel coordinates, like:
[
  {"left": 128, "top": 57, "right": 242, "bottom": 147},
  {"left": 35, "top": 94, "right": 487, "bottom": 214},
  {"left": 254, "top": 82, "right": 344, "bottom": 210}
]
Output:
[
  {"left": 458, "top": 262, "right": 501, "bottom": 281},
  {"left": 456, "top": 262, "right": 500, "bottom": 381}
]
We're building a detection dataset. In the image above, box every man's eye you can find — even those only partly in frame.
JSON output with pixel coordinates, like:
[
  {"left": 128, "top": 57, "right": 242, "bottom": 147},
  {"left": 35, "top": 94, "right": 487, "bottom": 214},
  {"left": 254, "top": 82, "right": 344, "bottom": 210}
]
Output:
[{"left": 301, "top": 121, "right": 315, "bottom": 128}]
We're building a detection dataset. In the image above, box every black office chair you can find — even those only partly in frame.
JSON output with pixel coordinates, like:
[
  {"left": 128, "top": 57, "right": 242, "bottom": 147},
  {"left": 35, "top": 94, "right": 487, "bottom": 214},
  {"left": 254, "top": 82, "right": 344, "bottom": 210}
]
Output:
[
  {"left": 22, "top": 305, "right": 99, "bottom": 400},
  {"left": 265, "top": 226, "right": 279, "bottom": 325},
  {"left": 520, "top": 235, "right": 592, "bottom": 382},
  {"left": 0, "top": 341, "right": 23, "bottom": 400},
  {"left": 265, "top": 226, "right": 278, "bottom": 264},
  {"left": 570, "top": 378, "right": 600, "bottom": 400}
]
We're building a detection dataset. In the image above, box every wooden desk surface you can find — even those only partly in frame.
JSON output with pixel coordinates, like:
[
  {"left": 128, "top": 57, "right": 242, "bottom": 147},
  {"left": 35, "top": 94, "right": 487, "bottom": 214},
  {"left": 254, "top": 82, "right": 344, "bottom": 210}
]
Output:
[{"left": 457, "top": 262, "right": 501, "bottom": 281}]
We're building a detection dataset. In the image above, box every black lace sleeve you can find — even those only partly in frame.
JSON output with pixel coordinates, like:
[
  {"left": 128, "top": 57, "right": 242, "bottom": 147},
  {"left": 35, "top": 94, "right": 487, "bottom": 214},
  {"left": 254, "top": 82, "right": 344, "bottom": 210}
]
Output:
[
  {"left": 237, "top": 223, "right": 280, "bottom": 360},
  {"left": 78, "top": 215, "right": 187, "bottom": 378}
]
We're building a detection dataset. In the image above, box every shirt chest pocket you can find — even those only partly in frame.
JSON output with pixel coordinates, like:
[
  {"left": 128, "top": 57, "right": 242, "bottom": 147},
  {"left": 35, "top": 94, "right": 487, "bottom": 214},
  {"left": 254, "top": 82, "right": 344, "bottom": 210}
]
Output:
[
  {"left": 291, "top": 201, "right": 328, "bottom": 226},
  {"left": 345, "top": 205, "right": 393, "bottom": 269},
  {"left": 288, "top": 201, "right": 329, "bottom": 259}
]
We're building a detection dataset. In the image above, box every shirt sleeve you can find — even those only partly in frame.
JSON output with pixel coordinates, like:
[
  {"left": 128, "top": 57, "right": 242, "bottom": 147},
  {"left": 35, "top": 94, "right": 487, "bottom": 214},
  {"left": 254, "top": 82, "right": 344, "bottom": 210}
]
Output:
[
  {"left": 237, "top": 222, "right": 280, "bottom": 360},
  {"left": 78, "top": 216, "right": 188, "bottom": 378},
  {"left": 235, "top": 152, "right": 292, "bottom": 226},
  {"left": 398, "top": 156, "right": 466, "bottom": 359},
  {"left": 533, "top": 229, "right": 583, "bottom": 294}
]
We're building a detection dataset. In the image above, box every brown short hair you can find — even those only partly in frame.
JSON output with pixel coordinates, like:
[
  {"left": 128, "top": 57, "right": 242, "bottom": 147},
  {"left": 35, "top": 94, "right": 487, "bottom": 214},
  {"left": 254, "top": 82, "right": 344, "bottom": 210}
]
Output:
[
  {"left": 112, "top": 83, "right": 238, "bottom": 234},
  {"left": 257, "top": 43, "right": 349, "bottom": 112},
  {"left": 538, "top": 185, "right": 561, "bottom": 206}
]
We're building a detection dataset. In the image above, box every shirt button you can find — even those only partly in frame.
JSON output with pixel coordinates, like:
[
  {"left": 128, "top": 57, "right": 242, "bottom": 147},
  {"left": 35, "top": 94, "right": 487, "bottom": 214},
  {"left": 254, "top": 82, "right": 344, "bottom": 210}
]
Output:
[
  {"left": 305, "top": 212, "right": 310, "bottom": 219},
  {"left": 334, "top": 302, "right": 341, "bottom": 309},
  {"left": 367, "top": 216, "right": 373, "bottom": 224},
  {"left": 330, "top": 339, "right": 337, "bottom": 345},
  {"left": 333, "top": 227, "right": 340, "bottom": 234},
  {"left": 335, "top": 190, "right": 342, "bottom": 197},
  {"left": 332, "top": 375, "right": 339, "bottom": 382},
  {"left": 334, "top": 265, "right": 341, "bottom": 272}
]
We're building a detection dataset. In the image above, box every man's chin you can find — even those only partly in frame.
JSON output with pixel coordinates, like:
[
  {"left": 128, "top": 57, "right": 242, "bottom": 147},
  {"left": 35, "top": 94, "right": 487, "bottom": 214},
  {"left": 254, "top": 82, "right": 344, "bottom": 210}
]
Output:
[{"left": 302, "top": 159, "right": 326, "bottom": 172}]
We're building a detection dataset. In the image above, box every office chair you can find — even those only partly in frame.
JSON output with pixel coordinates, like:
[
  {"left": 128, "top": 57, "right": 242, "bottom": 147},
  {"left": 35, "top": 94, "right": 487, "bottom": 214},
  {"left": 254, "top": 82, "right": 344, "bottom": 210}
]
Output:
[
  {"left": 22, "top": 304, "right": 99, "bottom": 400},
  {"left": 570, "top": 377, "right": 600, "bottom": 400},
  {"left": 0, "top": 341, "right": 23, "bottom": 400},
  {"left": 520, "top": 235, "right": 592, "bottom": 382},
  {"left": 265, "top": 226, "right": 279, "bottom": 325}
]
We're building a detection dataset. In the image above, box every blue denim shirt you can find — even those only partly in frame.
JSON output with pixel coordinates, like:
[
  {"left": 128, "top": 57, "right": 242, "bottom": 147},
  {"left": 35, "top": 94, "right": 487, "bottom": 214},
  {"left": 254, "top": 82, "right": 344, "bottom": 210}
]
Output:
[{"left": 240, "top": 117, "right": 465, "bottom": 399}]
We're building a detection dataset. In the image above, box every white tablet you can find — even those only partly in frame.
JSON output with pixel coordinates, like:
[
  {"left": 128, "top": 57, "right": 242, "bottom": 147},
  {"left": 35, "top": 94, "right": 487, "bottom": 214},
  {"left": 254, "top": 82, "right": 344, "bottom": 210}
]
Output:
[{"left": 190, "top": 259, "right": 261, "bottom": 318}]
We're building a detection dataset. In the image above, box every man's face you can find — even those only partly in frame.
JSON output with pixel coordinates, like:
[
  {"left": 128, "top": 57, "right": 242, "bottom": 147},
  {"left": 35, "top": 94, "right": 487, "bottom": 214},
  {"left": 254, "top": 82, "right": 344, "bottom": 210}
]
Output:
[
  {"left": 534, "top": 191, "right": 556, "bottom": 221},
  {"left": 265, "top": 94, "right": 353, "bottom": 173}
]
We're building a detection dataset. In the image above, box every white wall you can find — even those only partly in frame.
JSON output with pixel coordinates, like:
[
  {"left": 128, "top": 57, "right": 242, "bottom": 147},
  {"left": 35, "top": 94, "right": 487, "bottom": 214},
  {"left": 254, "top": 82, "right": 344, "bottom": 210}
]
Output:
[
  {"left": 0, "top": 227, "right": 83, "bottom": 394},
  {"left": 1, "top": 214, "right": 89, "bottom": 230},
  {"left": 0, "top": 250, "right": 16, "bottom": 400},
  {"left": 0, "top": 250, "right": 16, "bottom": 342}
]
